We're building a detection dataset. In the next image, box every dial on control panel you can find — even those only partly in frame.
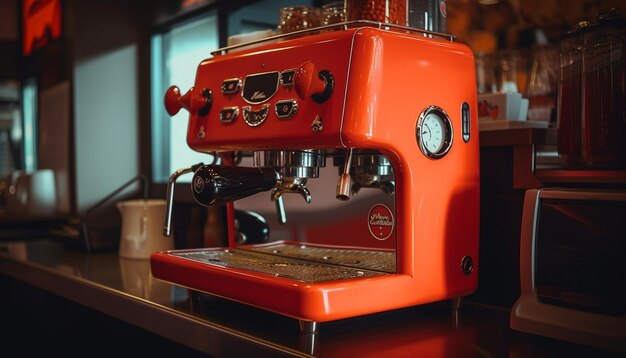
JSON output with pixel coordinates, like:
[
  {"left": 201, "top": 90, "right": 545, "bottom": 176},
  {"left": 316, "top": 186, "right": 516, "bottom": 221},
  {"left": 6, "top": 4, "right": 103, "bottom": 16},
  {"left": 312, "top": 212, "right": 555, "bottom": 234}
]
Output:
[
  {"left": 219, "top": 107, "right": 239, "bottom": 123},
  {"left": 280, "top": 70, "right": 296, "bottom": 87},
  {"left": 275, "top": 100, "right": 298, "bottom": 119},
  {"left": 243, "top": 105, "right": 270, "bottom": 126},
  {"left": 221, "top": 79, "right": 242, "bottom": 95}
]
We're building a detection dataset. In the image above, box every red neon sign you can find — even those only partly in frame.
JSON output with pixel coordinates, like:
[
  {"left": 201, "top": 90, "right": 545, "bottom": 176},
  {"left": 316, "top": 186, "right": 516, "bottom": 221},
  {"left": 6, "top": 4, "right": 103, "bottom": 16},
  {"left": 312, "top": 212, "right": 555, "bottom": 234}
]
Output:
[{"left": 23, "top": 0, "right": 62, "bottom": 56}]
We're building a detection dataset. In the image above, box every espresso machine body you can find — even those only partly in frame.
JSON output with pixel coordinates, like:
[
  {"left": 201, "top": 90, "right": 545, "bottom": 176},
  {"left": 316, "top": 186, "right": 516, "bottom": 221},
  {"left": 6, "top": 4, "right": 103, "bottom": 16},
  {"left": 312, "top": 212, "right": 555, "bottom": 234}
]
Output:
[{"left": 151, "top": 25, "right": 480, "bottom": 326}]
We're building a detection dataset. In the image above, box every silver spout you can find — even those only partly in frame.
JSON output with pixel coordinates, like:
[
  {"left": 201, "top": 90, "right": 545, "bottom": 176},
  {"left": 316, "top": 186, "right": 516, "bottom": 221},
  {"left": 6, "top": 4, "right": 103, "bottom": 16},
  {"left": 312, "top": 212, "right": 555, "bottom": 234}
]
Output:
[
  {"left": 336, "top": 148, "right": 353, "bottom": 200},
  {"left": 270, "top": 177, "right": 312, "bottom": 224},
  {"left": 275, "top": 196, "right": 287, "bottom": 224},
  {"left": 254, "top": 150, "right": 323, "bottom": 224}
]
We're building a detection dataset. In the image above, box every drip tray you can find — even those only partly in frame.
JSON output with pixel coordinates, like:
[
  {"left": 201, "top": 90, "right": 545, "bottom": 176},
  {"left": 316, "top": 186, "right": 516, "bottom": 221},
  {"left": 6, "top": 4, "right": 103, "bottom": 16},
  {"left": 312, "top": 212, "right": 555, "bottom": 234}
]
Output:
[
  {"left": 171, "top": 243, "right": 395, "bottom": 283},
  {"left": 250, "top": 243, "right": 396, "bottom": 273}
]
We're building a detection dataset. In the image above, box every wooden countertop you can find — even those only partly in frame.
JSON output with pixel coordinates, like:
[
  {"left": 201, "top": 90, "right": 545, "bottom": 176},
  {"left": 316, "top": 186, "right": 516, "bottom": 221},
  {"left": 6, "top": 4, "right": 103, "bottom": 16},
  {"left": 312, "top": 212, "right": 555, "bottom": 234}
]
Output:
[
  {"left": 479, "top": 127, "right": 556, "bottom": 147},
  {"left": 479, "top": 127, "right": 626, "bottom": 187},
  {"left": 1, "top": 238, "right": 622, "bottom": 357}
]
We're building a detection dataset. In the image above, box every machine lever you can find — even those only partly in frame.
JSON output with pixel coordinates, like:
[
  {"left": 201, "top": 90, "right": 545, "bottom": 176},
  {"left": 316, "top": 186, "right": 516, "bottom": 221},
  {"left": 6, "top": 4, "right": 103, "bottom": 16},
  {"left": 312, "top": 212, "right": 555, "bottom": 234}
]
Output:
[{"left": 192, "top": 165, "right": 278, "bottom": 206}]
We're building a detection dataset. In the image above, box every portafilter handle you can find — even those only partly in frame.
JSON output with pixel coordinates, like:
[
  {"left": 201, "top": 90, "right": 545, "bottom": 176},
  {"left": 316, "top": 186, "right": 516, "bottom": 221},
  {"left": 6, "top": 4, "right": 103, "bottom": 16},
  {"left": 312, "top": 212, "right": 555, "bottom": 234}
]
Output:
[{"left": 192, "top": 165, "right": 278, "bottom": 206}]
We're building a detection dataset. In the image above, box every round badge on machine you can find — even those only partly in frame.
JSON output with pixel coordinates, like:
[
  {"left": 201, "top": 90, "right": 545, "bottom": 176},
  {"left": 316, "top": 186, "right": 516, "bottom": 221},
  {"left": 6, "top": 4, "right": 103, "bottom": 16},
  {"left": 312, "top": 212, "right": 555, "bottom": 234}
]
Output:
[{"left": 368, "top": 204, "right": 394, "bottom": 240}]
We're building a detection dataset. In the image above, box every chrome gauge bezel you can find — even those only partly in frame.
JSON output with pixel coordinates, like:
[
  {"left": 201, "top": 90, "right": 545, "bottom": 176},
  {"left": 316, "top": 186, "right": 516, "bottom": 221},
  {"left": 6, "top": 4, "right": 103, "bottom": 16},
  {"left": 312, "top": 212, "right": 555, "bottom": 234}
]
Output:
[{"left": 416, "top": 105, "right": 453, "bottom": 159}]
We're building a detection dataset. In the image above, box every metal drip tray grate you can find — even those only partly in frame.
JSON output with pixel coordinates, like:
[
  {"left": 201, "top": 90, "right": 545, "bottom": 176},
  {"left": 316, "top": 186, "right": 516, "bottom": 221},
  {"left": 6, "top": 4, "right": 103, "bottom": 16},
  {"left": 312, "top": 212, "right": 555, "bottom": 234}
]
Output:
[
  {"left": 250, "top": 243, "right": 396, "bottom": 273},
  {"left": 171, "top": 244, "right": 394, "bottom": 283}
]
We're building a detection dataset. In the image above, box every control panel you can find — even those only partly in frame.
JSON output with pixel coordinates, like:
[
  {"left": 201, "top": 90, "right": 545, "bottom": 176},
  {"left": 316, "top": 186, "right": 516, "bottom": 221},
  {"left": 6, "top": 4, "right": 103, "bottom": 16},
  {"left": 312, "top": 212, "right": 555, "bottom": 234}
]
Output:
[{"left": 164, "top": 31, "right": 354, "bottom": 151}]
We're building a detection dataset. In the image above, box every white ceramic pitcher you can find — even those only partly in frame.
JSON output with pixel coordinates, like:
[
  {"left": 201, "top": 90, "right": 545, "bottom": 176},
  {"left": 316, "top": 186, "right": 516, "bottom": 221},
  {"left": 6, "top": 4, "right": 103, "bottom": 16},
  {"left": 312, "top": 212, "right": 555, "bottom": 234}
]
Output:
[{"left": 116, "top": 199, "right": 173, "bottom": 259}]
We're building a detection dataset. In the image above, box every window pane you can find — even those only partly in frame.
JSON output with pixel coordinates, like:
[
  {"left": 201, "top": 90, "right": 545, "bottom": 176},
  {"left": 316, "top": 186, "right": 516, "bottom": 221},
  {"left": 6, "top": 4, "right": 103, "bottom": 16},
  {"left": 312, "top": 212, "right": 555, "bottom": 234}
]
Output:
[
  {"left": 22, "top": 77, "right": 37, "bottom": 172},
  {"left": 152, "top": 14, "right": 218, "bottom": 183}
]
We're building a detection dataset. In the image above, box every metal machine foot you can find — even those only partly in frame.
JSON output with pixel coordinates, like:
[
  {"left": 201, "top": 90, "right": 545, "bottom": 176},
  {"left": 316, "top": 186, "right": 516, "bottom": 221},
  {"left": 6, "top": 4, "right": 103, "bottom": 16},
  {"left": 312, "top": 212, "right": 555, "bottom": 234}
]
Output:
[
  {"left": 451, "top": 297, "right": 462, "bottom": 311},
  {"left": 298, "top": 320, "right": 319, "bottom": 334},
  {"left": 298, "top": 321, "right": 319, "bottom": 355}
]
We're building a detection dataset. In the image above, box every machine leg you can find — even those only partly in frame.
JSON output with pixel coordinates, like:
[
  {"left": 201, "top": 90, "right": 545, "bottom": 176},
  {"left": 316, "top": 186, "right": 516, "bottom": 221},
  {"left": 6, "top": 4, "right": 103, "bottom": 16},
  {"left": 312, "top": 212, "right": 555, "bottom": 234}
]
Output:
[
  {"left": 298, "top": 320, "right": 320, "bottom": 334},
  {"left": 298, "top": 321, "right": 319, "bottom": 356},
  {"left": 451, "top": 297, "right": 462, "bottom": 311},
  {"left": 451, "top": 297, "right": 462, "bottom": 329}
]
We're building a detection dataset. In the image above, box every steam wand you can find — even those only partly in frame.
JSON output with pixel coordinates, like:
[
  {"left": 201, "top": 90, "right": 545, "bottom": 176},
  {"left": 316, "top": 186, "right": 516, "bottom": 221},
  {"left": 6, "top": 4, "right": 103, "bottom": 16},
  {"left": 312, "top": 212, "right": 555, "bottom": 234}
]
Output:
[
  {"left": 336, "top": 148, "right": 353, "bottom": 201},
  {"left": 163, "top": 162, "right": 205, "bottom": 237}
]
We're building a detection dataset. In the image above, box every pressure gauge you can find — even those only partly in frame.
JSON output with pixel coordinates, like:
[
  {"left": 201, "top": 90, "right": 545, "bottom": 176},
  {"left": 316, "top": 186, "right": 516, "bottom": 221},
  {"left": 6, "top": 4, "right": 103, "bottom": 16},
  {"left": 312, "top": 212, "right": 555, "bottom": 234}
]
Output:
[{"left": 416, "top": 106, "right": 453, "bottom": 159}]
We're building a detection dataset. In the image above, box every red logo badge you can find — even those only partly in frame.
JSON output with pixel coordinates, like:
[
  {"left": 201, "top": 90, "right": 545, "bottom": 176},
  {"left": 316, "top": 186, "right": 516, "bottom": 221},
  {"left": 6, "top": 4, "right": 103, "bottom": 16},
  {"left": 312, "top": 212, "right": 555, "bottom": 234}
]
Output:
[{"left": 368, "top": 204, "right": 394, "bottom": 241}]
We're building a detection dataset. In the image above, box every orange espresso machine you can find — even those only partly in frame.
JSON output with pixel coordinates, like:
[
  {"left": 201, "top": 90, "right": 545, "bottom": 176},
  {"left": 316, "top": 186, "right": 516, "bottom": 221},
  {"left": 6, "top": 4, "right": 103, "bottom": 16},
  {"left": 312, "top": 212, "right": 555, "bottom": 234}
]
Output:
[{"left": 151, "top": 22, "right": 480, "bottom": 332}]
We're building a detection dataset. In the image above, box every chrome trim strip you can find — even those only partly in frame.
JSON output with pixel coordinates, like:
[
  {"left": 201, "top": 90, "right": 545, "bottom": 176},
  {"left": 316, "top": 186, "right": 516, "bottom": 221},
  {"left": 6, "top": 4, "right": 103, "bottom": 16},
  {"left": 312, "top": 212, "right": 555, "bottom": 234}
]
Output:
[
  {"left": 339, "top": 28, "right": 360, "bottom": 148},
  {"left": 212, "top": 20, "right": 455, "bottom": 56}
]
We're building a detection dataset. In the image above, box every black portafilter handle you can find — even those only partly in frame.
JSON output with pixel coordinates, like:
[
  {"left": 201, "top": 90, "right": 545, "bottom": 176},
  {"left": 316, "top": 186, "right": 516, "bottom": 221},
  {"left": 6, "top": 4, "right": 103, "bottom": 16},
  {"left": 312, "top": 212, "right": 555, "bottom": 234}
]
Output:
[{"left": 192, "top": 165, "right": 278, "bottom": 206}]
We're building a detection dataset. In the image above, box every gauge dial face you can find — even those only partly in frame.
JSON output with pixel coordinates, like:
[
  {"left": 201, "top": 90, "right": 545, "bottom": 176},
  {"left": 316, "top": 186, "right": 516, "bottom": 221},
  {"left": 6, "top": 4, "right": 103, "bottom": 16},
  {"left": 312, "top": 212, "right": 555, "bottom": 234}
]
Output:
[{"left": 416, "top": 106, "right": 453, "bottom": 159}]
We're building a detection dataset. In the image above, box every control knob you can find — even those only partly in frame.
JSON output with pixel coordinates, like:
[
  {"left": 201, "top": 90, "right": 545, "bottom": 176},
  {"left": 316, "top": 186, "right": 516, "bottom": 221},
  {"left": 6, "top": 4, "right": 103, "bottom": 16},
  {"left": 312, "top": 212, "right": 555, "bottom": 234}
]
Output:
[
  {"left": 164, "top": 85, "right": 213, "bottom": 116},
  {"left": 294, "top": 61, "right": 334, "bottom": 104}
]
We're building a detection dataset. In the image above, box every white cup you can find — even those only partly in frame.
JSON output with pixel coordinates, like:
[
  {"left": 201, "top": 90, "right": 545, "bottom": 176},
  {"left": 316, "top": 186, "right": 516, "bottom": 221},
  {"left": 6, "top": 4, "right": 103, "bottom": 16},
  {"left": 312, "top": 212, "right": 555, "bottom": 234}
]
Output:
[{"left": 116, "top": 199, "right": 173, "bottom": 259}]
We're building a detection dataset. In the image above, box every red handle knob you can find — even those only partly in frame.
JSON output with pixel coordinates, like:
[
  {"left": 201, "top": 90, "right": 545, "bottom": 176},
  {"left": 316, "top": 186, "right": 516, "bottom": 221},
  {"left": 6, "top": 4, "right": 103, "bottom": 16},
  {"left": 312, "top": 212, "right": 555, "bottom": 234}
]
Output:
[
  {"left": 294, "top": 61, "right": 326, "bottom": 100},
  {"left": 164, "top": 86, "right": 212, "bottom": 116},
  {"left": 294, "top": 62, "right": 334, "bottom": 103},
  {"left": 164, "top": 85, "right": 190, "bottom": 115}
]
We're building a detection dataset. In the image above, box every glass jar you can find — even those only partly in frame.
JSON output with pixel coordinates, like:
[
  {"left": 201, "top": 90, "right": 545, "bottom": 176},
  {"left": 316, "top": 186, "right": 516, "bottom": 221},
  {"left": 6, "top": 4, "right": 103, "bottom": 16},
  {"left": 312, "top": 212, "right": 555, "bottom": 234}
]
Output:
[
  {"left": 345, "top": 0, "right": 407, "bottom": 26},
  {"left": 475, "top": 52, "right": 497, "bottom": 94},
  {"left": 497, "top": 49, "right": 527, "bottom": 93},
  {"left": 557, "top": 22, "right": 588, "bottom": 167},
  {"left": 581, "top": 10, "right": 626, "bottom": 168},
  {"left": 408, "top": 0, "right": 447, "bottom": 33},
  {"left": 322, "top": 2, "right": 345, "bottom": 26},
  {"left": 277, "top": 6, "right": 322, "bottom": 34},
  {"left": 525, "top": 44, "right": 558, "bottom": 122}
]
